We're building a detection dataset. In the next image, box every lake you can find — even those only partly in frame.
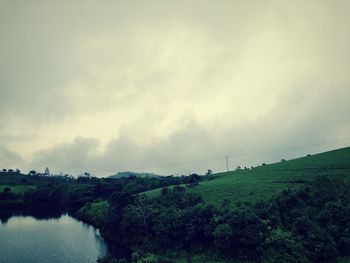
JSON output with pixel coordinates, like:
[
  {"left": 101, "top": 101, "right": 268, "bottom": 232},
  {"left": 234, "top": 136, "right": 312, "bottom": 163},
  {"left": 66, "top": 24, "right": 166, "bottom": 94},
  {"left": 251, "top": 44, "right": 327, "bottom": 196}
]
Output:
[{"left": 0, "top": 212, "right": 126, "bottom": 263}]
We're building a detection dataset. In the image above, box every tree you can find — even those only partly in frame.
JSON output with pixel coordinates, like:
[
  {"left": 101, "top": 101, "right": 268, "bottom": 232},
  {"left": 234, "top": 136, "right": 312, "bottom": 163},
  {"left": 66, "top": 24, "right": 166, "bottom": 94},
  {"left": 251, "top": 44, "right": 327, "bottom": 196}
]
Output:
[
  {"left": 213, "top": 223, "right": 233, "bottom": 253},
  {"left": 161, "top": 187, "right": 168, "bottom": 195},
  {"left": 173, "top": 185, "right": 185, "bottom": 193},
  {"left": 3, "top": 187, "right": 11, "bottom": 193},
  {"left": 189, "top": 173, "right": 200, "bottom": 183},
  {"left": 110, "top": 191, "right": 134, "bottom": 212},
  {"left": 263, "top": 227, "right": 307, "bottom": 263},
  {"left": 133, "top": 195, "right": 151, "bottom": 240}
]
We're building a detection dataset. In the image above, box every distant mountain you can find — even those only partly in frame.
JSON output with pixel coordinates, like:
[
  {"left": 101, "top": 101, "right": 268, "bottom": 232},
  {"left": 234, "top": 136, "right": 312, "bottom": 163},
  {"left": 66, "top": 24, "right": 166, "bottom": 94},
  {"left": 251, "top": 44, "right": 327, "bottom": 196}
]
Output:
[{"left": 110, "top": 171, "right": 162, "bottom": 179}]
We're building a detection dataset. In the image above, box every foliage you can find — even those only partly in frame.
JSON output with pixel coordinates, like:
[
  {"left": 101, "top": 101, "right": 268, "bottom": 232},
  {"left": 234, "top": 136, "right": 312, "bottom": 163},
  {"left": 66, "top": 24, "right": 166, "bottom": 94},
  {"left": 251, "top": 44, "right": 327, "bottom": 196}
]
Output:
[
  {"left": 76, "top": 200, "right": 109, "bottom": 226},
  {"left": 111, "top": 175, "right": 350, "bottom": 262},
  {"left": 143, "top": 147, "right": 350, "bottom": 207},
  {"left": 1, "top": 147, "right": 350, "bottom": 263}
]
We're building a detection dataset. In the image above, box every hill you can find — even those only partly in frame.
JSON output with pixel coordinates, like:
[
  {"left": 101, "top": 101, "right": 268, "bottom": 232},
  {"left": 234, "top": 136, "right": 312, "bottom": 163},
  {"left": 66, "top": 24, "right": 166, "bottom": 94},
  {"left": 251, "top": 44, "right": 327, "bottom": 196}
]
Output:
[
  {"left": 1, "top": 146, "right": 350, "bottom": 262},
  {"left": 110, "top": 171, "right": 162, "bottom": 179},
  {"left": 144, "top": 147, "right": 350, "bottom": 207}
]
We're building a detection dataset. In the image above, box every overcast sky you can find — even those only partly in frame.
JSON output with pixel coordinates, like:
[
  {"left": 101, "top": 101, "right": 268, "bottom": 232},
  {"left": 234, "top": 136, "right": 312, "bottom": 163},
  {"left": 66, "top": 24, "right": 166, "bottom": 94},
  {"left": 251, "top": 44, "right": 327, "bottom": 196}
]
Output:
[{"left": 0, "top": 0, "right": 349, "bottom": 176}]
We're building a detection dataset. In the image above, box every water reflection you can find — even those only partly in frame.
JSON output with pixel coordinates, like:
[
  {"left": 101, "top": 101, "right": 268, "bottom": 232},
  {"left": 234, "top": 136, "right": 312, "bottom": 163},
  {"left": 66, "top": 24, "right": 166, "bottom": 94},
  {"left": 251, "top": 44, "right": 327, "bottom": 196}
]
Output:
[
  {"left": 0, "top": 212, "right": 114, "bottom": 263},
  {"left": 0, "top": 208, "right": 62, "bottom": 223}
]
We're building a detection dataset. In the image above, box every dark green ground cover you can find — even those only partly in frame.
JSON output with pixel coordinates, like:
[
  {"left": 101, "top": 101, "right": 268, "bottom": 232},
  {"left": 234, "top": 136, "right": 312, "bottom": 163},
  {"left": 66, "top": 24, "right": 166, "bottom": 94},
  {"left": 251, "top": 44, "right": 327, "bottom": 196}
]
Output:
[
  {"left": 145, "top": 147, "right": 350, "bottom": 207},
  {"left": 1, "top": 147, "right": 350, "bottom": 262}
]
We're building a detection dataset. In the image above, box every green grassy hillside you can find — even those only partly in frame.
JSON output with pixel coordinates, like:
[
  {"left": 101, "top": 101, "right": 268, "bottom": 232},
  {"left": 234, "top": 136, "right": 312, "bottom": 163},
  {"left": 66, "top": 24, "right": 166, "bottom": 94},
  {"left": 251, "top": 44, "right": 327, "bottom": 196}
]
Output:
[
  {"left": 0, "top": 172, "right": 38, "bottom": 194},
  {"left": 145, "top": 147, "right": 350, "bottom": 207},
  {"left": 0, "top": 184, "right": 36, "bottom": 194}
]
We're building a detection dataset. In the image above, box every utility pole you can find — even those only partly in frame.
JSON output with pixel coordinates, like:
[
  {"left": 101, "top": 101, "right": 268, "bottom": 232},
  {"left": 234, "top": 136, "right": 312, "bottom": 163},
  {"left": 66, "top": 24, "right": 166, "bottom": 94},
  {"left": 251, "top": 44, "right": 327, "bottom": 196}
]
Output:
[{"left": 226, "top": 156, "right": 229, "bottom": 172}]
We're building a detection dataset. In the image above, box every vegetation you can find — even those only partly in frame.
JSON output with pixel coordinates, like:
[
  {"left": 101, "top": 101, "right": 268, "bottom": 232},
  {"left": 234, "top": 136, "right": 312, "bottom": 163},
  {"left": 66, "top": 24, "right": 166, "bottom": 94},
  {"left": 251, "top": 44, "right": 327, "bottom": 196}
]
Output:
[
  {"left": 1, "top": 147, "right": 350, "bottom": 262},
  {"left": 0, "top": 184, "right": 36, "bottom": 194},
  {"left": 145, "top": 147, "right": 350, "bottom": 207}
]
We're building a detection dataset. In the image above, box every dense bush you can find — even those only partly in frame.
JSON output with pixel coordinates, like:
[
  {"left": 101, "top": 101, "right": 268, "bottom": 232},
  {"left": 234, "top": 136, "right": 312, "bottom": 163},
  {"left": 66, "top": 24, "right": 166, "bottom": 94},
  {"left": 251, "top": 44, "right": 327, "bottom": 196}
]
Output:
[
  {"left": 102, "top": 176, "right": 350, "bottom": 262},
  {"left": 3, "top": 172, "right": 350, "bottom": 262}
]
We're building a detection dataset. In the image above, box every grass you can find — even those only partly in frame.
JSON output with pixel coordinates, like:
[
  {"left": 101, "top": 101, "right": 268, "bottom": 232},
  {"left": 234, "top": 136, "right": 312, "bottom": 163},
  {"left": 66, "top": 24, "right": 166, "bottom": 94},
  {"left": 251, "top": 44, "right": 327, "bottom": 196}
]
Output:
[
  {"left": 77, "top": 199, "right": 110, "bottom": 226},
  {"left": 143, "top": 147, "right": 350, "bottom": 207},
  {"left": 0, "top": 171, "right": 68, "bottom": 186},
  {"left": 0, "top": 184, "right": 37, "bottom": 194},
  {"left": 0, "top": 172, "right": 41, "bottom": 194},
  {"left": 144, "top": 184, "right": 187, "bottom": 198}
]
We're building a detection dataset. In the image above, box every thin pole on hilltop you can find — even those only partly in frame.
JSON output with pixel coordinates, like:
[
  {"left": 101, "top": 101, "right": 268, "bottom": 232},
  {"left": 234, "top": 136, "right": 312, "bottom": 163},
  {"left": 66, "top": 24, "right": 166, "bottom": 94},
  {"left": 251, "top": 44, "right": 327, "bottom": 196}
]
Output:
[{"left": 226, "top": 156, "right": 229, "bottom": 172}]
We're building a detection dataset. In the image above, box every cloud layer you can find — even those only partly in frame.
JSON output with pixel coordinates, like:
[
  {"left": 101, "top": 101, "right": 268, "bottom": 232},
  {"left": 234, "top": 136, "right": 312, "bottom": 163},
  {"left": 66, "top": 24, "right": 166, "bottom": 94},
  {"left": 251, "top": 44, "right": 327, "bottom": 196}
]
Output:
[{"left": 1, "top": 0, "right": 349, "bottom": 175}]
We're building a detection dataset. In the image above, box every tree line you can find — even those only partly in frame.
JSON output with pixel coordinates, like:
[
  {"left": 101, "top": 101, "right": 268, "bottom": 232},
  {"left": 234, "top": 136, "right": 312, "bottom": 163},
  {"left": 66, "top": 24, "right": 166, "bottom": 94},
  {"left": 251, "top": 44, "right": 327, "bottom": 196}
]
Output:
[{"left": 1, "top": 170, "right": 350, "bottom": 262}]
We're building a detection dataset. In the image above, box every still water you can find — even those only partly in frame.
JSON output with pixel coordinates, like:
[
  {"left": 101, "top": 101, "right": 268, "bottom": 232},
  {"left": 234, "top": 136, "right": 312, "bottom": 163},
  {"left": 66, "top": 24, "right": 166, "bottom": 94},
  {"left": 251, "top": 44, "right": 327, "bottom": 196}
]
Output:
[{"left": 0, "top": 213, "right": 108, "bottom": 263}]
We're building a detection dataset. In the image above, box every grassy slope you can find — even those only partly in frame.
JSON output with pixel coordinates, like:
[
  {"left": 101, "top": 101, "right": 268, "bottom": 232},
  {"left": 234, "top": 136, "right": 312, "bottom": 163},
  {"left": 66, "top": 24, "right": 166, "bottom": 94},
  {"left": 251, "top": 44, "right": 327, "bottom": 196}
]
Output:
[
  {"left": 145, "top": 147, "right": 350, "bottom": 207},
  {"left": 145, "top": 184, "right": 188, "bottom": 198},
  {"left": 0, "top": 184, "right": 36, "bottom": 194},
  {"left": 0, "top": 172, "right": 38, "bottom": 194},
  {"left": 76, "top": 200, "right": 110, "bottom": 226}
]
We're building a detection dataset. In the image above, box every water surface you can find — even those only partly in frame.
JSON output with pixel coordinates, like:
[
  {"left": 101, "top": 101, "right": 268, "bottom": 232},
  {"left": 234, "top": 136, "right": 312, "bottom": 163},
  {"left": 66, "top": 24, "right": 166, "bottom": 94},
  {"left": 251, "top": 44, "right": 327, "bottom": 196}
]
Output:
[{"left": 0, "top": 213, "right": 108, "bottom": 263}]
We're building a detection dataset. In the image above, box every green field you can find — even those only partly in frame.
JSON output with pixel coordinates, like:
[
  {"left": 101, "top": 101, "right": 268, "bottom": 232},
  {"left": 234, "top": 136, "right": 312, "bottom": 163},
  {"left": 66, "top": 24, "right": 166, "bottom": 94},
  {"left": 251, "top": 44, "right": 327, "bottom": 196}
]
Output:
[
  {"left": 77, "top": 199, "right": 109, "bottom": 226},
  {"left": 145, "top": 184, "right": 187, "bottom": 198},
  {"left": 0, "top": 184, "right": 37, "bottom": 194},
  {"left": 0, "top": 172, "right": 42, "bottom": 194},
  {"left": 0, "top": 172, "right": 39, "bottom": 185},
  {"left": 144, "top": 147, "right": 350, "bottom": 207}
]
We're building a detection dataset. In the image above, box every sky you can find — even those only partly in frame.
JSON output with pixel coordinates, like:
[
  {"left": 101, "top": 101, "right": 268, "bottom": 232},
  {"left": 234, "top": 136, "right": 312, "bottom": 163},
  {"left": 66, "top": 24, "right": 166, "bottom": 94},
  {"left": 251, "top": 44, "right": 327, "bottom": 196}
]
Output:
[{"left": 0, "top": 0, "right": 349, "bottom": 176}]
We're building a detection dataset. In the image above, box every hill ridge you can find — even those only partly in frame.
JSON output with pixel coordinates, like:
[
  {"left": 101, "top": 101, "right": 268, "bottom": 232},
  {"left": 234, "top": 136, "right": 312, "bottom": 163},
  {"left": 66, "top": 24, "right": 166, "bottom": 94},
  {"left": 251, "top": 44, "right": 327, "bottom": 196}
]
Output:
[{"left": 145, "top": 146, "right": 350, "bottom": 207}]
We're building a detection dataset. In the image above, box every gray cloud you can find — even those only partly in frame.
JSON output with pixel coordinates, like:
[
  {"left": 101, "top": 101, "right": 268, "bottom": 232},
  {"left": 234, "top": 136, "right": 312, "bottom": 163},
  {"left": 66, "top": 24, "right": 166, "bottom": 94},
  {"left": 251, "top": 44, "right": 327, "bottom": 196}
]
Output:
[
  {"left": 31, "top": 94, "right": 350, "bottom": 176},
  {"left": 0, "top": 0, "right": 349, "bottom": 174},
  {"left": 0, "top": 146, "right": 24, "bottom": 169},
  {"left": 31, "top": 137, "right": 99, "bottom": 173}
]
